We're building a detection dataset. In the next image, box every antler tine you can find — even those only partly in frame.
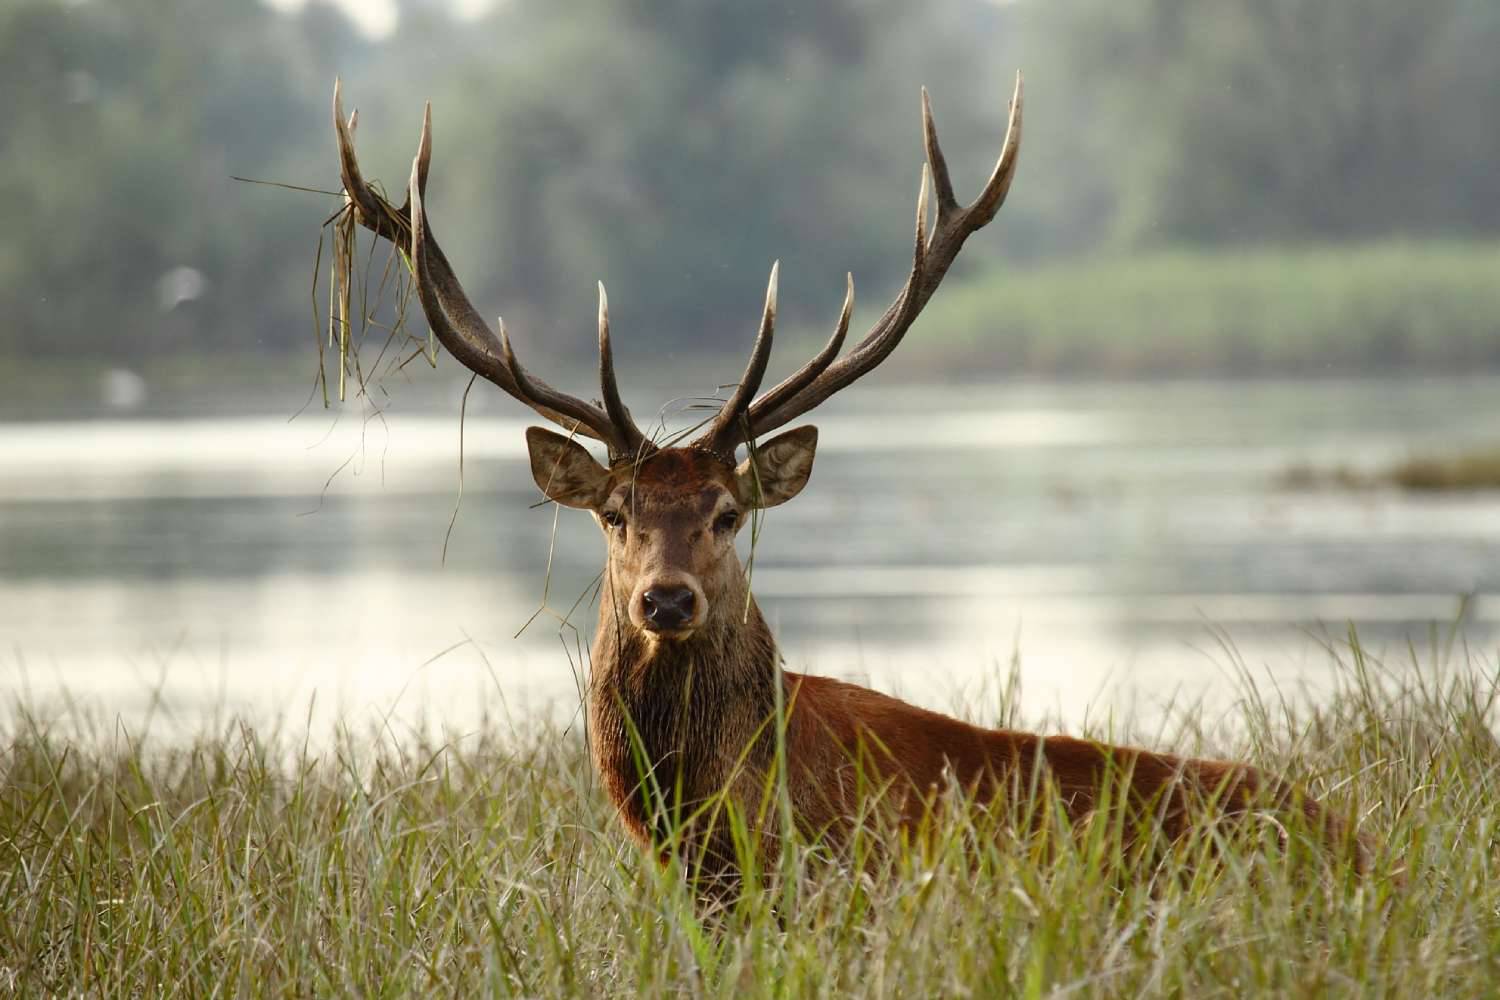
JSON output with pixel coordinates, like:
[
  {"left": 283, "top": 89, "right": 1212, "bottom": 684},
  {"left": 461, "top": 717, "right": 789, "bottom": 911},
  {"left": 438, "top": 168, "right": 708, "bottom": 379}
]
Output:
[
  {"left": 597, "top": 283, "right": 648, "bottom": 456},
  {"left": 746, "top": 73, "right": 1024, "bottom": 437},
  {"left": 748, "top": 272, "right": 853, "bottom": 421},
  {"left": 495, "top": 316, "right": 619, "bottom": 445},
  {"left": 333, "top": 79, "right": 405, "bottom": 244},
  {"left": 496, "top": 319, "right": 545, "bottom": 406},
  {"left": 921, "top": 87, "right": 959, "bottom": 218},
  {"left": 699, "top": 261, "right": 779, "bottom": 453},
  {"left": 964, "top": 71, "right": 1024, "bottom": 229},
  {"left": 904, "top": 162, "right": 931, "bottom": 318},
  {"left": 413, "top": 100, "right": 433, "bottom": 201}
]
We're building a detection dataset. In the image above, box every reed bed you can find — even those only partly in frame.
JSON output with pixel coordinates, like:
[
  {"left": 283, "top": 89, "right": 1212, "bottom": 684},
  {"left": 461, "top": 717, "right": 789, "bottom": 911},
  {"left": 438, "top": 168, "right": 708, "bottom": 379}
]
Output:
[{"left": 2, "top": 635, "right": 1496, "bottom": 996}]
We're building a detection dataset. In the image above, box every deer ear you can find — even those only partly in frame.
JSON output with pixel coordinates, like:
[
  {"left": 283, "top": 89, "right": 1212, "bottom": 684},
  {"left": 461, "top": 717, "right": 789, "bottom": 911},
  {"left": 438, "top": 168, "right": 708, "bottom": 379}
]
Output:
[
  {"left": 736, "top": 425, "right": 818, "bottom": 509},
  {"left": 525, "top": 427, "right": 610, "bottom": 509}
]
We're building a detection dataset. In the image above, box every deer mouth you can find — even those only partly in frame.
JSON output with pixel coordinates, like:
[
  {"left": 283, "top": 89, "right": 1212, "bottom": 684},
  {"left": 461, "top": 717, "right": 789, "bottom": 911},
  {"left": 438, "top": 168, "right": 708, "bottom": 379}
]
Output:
[{"left": 643, "top": 624, "right": 698, "bottom": 643}]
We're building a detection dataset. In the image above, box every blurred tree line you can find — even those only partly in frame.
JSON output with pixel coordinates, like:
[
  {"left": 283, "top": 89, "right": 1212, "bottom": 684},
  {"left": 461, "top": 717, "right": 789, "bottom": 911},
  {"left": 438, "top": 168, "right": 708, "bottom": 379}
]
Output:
[
  {"left": 1, "top": 0, "right": 1495, "bottom": 371},
  {"left": 1030, "top": 0, "right": 1500, "bottom": 250}
]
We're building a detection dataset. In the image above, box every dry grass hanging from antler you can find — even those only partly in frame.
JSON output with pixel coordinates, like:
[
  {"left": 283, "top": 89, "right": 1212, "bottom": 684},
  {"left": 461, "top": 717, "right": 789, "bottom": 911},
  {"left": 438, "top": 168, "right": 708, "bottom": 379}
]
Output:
[{"left": 314, "top": 116, "right": 431, "bottom": 411}]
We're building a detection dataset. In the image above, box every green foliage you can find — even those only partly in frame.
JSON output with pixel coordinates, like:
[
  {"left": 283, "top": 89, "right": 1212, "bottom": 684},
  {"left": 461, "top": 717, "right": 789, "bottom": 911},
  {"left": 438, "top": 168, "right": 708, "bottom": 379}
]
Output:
[
  {"left": 1, "top": 0, "right": 1496, "bottom": 373},
  {"left": 0, "top": 0, "right": 352, "bottom": 362},
  {"left": 1024, "top": 0, "right": 1500, "bottom": 250},
  {"left": 2, "top": 639, "right": 1495, "bottom": 994},
  {"left": 917, "top": 241, "right": 1500, "bottom": 376}
]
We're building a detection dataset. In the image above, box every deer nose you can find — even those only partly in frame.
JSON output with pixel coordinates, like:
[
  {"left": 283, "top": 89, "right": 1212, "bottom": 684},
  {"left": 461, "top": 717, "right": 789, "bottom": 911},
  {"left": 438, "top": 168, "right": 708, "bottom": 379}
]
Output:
[{"left": 641, "top": 586, "right": 695, "bottom": 630}]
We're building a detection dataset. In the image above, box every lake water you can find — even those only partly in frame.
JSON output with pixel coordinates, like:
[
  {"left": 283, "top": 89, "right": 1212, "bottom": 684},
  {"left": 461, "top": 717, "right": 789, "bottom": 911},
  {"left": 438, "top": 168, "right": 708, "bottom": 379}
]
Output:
[{"left": 3, "top": 377, "right": 1498, "bottom": 739}]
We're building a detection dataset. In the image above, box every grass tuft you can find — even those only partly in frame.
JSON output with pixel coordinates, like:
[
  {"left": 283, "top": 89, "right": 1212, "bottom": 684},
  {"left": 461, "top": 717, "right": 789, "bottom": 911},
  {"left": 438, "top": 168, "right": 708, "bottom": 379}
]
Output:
[
  {"left": 1280, "top": 444, "right": 1500, "bottom": 492},
  {"left": 1386, "top": 448, "right": 1500, "bottom": 491},
  {"left": 2, "top": 638, "right": 1498, "bottom": 995}
]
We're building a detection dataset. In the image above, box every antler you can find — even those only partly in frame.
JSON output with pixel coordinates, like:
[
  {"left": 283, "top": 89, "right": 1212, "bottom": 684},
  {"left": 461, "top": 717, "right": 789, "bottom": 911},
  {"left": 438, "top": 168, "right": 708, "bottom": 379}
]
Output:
[
  {"left": 700, "top": 261, "right": 779, "bottom": 450},
  {"left": 696, "top": 72, "right": 1024, "bottom": 454},
  {"left": 332, "top": 80, "right": 649, "bottom": 461}
]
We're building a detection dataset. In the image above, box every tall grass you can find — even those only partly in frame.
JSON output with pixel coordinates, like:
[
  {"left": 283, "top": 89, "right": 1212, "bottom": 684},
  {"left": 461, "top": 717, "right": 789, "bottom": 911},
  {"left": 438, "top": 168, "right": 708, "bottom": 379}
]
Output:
[
  {"left": 918, "top": 241, "right": 1500, "bottom": 376},
  {"left": 2, "top": 635, "right": 1497, "bottom": 996}
]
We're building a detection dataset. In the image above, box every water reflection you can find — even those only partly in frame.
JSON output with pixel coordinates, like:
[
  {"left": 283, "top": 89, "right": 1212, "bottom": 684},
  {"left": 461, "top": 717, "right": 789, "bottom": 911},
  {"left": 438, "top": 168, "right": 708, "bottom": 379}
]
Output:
[{"left": 2, "top": 378, "right": 1497, "bottom": 738}]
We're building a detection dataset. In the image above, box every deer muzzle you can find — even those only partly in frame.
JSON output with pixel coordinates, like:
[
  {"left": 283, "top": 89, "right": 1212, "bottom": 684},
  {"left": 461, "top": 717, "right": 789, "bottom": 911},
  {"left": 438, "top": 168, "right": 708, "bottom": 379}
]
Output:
[{"left": 641, "top": 586, "right": 696, "bottom": 630}]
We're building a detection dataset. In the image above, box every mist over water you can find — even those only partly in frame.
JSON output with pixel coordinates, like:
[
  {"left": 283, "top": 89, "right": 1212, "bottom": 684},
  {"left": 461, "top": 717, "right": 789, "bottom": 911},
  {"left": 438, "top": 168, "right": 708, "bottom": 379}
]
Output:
[{"left": 3, "top": 377, "right": 1498, "bottom": 739}]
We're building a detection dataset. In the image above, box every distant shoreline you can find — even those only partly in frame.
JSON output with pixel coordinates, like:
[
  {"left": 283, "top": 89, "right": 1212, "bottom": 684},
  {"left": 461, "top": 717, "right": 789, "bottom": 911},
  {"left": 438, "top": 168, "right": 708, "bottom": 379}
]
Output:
[
  {"left": 917, "top": 239, "right": 1500, "bottom": 377},
  {"left": 3, "top": 239, "right": 1498, "bottom": 421}
]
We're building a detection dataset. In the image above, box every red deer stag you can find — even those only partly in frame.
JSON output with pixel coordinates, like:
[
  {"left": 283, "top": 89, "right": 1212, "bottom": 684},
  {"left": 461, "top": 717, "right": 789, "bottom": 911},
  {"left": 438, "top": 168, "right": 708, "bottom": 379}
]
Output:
[{"left": 329, "top": 76, "right": 1371, "bottom": 892}]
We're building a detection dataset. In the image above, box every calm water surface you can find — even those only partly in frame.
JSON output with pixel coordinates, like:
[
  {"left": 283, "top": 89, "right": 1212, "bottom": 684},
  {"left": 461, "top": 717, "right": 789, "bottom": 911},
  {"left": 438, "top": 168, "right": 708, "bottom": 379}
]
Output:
[{"left": 3, "top": 377, "right": 1498, "bottom": 737}]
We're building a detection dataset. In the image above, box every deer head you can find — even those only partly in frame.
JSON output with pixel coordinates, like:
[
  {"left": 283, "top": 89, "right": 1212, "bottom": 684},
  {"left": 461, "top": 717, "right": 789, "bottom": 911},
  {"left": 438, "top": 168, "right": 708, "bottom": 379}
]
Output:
[
  {"left": 331, "top": 75, "right": 1022, "bottom": 643},
  {"left": 526, "top": 421, "right": 818, "bottom": 638}
]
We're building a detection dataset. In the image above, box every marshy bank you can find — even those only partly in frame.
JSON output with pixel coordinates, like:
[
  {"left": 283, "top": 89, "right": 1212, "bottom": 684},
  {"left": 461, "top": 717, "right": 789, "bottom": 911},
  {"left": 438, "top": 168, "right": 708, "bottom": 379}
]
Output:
[{"left": 1281, "top": 443, "right": 1500, "bottom": 493}]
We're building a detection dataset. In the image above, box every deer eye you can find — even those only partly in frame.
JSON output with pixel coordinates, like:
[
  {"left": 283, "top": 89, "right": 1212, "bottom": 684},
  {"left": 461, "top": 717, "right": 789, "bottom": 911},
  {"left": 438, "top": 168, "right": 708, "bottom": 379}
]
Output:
[
  {"left": 714, "top": 510, "right": 740, "bottom": 533},
  {"left": 600, "top": 509, "right": 625, "bottom": 530}
]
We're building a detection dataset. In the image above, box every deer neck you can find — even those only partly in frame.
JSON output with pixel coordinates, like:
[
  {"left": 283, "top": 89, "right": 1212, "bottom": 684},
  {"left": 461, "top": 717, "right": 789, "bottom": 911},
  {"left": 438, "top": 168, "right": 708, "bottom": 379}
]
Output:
[{"left": 587, "top": 575, "right": 780, "bottom": 825}]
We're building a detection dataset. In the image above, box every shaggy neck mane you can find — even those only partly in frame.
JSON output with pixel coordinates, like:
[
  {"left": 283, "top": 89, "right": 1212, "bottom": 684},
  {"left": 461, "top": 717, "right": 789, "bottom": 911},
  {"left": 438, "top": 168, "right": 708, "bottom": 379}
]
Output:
[{"left": 587, "top": 579, "right": 781, "bottom": 844}]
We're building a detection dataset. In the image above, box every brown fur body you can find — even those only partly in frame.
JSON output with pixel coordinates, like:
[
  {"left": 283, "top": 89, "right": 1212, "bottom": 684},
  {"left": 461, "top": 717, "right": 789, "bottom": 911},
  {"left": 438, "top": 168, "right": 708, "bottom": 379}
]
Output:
[
  {"left": 589, "top": 594, "right": 1366, "bottom": 884},
  {"left": 570, "top": 446, "right": 1368, "bottom": 886}
]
